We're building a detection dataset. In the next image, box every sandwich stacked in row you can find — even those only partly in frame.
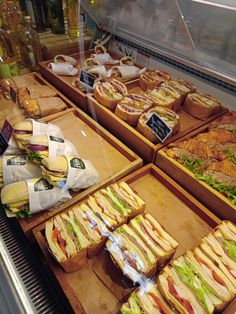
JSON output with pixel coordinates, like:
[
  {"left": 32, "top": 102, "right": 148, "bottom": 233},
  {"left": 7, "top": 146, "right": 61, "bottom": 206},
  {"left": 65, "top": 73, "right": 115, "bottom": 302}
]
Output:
[
  {"left": 106, "top": 213, "right": 179, "bottom": 283},
  {"left": 0, "top": 74, "right": 67, "bottom": 118},
  {"left": 157, "top": 220, "right": 236, "bottom": 314},
  {"left": 0, "top": 119, "right": 99, "bottom": 217},
  {"left": 166, "top": 112, "right": 236, "bottom": 207},
  {"left": 45, "top": 181, "right": 146, "bottom": 271},
  {"left": 120, "top": 220, "right": 236, "bottom": 314}
]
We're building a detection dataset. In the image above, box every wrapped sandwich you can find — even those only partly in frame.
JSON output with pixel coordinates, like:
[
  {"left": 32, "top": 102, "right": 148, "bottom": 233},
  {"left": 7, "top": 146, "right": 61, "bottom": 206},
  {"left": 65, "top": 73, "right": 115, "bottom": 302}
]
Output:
[
  {"left": 120, "top": 56, "right": 135, "bottom": 66},
  {"left": 54, "top": 54, "right": 77, "bottom": 66},
  {"left": 13, "top": 119, "right": 63, "bottom": 149},
  {"left": 45, "top": 203, "right": 109, "bottom": 271},
  {"left": 106, "top": 224, "right": 157, "bottom": 282},
  {"left": 163, "top": 79, "right": 196, "bottom": 100},
  {"left": 41, "top": 155, "right": 99, "bottom": 191},
  {"left": 25, "top": 134, "right": 78, "bottom": 163},
  {"left": 83, "top": 57, "right": 100, "bottom": 69},
  {"left": 120, "top": 281, "right": 174, "bottom": 314},
  {"left": 0, "top": 155, "right": 41, "bottom": 188},
  {"left": 88, "top": 65, "right": 108, "bottom": 81},
  {"left": 110, "top": 65, "right": 145, "bottom": 80},
  {"left": 94, "top": 79, "right": 128, "bottom": 110},
  {"left": 137, "top": 107, "right": 180, "bottom": 143},
  {"left": 145, "top": 86, "right": 182, "bottom": 112},
  {"left": 87, "top": 181, "right": 145, "bottom": 230},
  {"left": 94, "top": 44, "right": 107, "bottom": 54},
  {"left": 139, "top": 70, "right": 171, "bottom": 90},
  {"left": 115, "top": 94, "right": 153, "bottom": 126},
  {"left": 129, "top": 214, "right": 178, "bottom": 268},
  {"left": 183, "top": 92, "right": 221, "bottom": 120},
  {"left": 1, "top": 178, "right": 71, "bottom": 218}
]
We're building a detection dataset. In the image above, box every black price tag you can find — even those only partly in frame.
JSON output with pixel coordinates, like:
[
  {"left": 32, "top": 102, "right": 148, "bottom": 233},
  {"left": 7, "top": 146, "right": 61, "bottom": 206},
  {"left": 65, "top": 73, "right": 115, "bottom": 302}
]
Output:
[
  {"left": 10, "top": 86, "right": 17, "bottom": 103},
  {"left": 146, "top": 112, "right": 172, "bottom": 142},
  {"left": 79, "top": 69, "right": 97, "bottom": 89},
  {"left": 0, "top": 120, "right": 13, "bottom": 155}
]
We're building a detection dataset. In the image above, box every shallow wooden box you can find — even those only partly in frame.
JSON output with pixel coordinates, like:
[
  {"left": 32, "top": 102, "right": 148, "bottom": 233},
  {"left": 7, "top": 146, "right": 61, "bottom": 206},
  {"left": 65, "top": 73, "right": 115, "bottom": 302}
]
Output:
[
  {"left": 18, "top": 109, "right": 142, "bottom": 240},
  {"left": 39, "top": 50, "right": 135, "bottom": 112},
  {"left": 155, "top": 123, "right": 236, "bottom": 223},
  {"left": 32, "top": 164, "right": 236, "bottom": 314},
  {"left": 87, "top": 79, "right": 228, "bottom": 163}
]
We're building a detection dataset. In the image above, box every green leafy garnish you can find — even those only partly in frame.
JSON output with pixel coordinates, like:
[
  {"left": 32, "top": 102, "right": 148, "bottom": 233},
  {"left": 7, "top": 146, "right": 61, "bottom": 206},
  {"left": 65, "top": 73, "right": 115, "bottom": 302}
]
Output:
[
  {"left": 180, "top": 156, "right": 204, "bottom": 175},
  {"left": 27, "top": 151, "right": 42, "bottom": 162},
  {"left": 121, "top": 292, "right": 143, "bottom": 314},
  {"left": 224, "top": 149, "right": 236, "bottom": 165},
  {"left": 224, "top": 240, "right": 236, "bottom": 262},
  {"left": 16, "top": 206, "right": 30, "bottom": 219}
]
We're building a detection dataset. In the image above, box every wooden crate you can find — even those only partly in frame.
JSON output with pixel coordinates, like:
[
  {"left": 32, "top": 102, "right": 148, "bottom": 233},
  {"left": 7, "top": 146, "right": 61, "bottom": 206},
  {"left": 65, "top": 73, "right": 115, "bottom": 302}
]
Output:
[
  {"left": 33, "top": 164, "right": 231, "bottom": 314},
  {"left": 18, "top": 109, "right": 142, "bottom": 240},
  {"left": 87, "top": 79, "right": 228, "bottom": 162},
  {"left": 155, "top": 122, "right": 236, "bottom": 222}
]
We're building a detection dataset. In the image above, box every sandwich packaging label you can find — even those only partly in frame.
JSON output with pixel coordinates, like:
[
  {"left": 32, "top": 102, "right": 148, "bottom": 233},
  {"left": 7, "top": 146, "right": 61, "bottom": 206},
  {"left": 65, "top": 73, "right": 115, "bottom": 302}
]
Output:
[
  {"left": 146, "top": 112, "right": 172, "bottom": 142},
  {"left": 3, "top": 155, "right": 42, "bottom": 185},
  {"left": 0, "top": 120, "right": 13, "bottom": 155},
  {"left": 31, "top": 119, "right": 64, "bottom": 138},
  {"left": 47, "top": 135, "right": 78, "bottom": 158},
  {"left": 65, "top": 156, "right": 99, "bottom": 191},
  {"left": 27, "top": 178, "right": 71, "bottom": 214}
]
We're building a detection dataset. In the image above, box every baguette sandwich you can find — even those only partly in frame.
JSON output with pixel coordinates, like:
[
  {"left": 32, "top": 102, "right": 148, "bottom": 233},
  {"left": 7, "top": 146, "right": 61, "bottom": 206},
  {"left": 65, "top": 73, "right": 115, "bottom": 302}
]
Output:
[
  {"left": 25, "top": 134, "right": 77, "bottom": 163},
  {"left": 145, "top": 86, "right": 182, "bottom": 112},
  {"left": 137, "top": 107, "right": 180, "bottom": 143},
  {"left": 139, "top": 70, "right": 171, "bottom": 91},
  {"left": 87, "top": 181, "right": 145, "bottom": 230},
  {"left": 162, "top": 79, "right": 196, "bottom": 103},
  {"left": 120, "top": 281, "right": 174, "bottom": 314},
  {"left": 13, "top": 120, "right": 63, "bottom": 149},
  {"left": 1, "top": 178, "right": 71, "bottom": 218},
  {"left": 94, "top": 79, "right": 128, "bottom": 110},
  {"left": 106, "top": 224, "right": 157, "bottom": 282},
  {"left": 41, "top": 155, "right": 99, "bottom": 191},
  {"left": 129, "top": 213, "right": 178, "bottom": 268},
  {"left": 115, "top": 94, "right": 153, "bottom": 126},
  {"left": 183, "top": 93, "right": 221, "bottom": 120}
]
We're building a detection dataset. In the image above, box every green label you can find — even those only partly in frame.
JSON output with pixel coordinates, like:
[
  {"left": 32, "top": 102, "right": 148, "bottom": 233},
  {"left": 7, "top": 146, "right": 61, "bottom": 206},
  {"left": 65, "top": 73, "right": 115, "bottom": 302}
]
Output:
[
  {"left": 34, "top": 178, "right": 53, "bottom": 191},
  {"left": 49, "top": 135, "right": 64, "bottom": 143},
  {"left": 7, "top": 156, "right": 27, "bottom": 166},
  {"left": 70, "top": 158, "right": 85, "bottom": 169}
]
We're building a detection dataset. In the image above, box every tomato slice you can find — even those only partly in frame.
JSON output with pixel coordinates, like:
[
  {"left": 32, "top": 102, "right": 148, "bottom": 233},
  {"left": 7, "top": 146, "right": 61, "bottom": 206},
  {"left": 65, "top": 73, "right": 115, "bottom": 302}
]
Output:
[
  {"left": 212, "top": 271, "right": 225, "bottom": 286},
  {"left": 123, "top": 253, "right": 138, "bottom": 270},
  {"left": 148, "top": 293, "right": 170, "bottom": 314},
  {"left": 52, "top": 228, "right": 59, "bottom": 241},
  {"left": 53, "top": 227, "right": 67, "bottom": 257}
]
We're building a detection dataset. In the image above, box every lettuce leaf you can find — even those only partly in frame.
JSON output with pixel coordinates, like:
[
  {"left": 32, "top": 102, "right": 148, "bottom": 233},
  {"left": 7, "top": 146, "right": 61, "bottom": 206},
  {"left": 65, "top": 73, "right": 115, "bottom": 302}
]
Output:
[
  {"left": 224, "top": 149, "right": 236, "bottom": 165},
  {"left": 180, "top": 156, "right": 204, "bottom": 175},
  {"left": 121, "top": 293, "right": 143, "bottom": 314},
  {"left": 224, "top": 240, "right": 236, "bottom": 262},
  {"left": 15, "top": 206, "right": 30, "bottom": 218},
  {"left": 27, "top": 151, "right": 42, "bottom": 162}
]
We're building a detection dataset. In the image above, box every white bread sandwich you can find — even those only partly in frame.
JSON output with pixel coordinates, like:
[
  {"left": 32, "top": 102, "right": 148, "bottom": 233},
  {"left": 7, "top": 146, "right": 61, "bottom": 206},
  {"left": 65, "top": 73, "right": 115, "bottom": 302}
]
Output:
[
  {"left": 183, "top": 93, "right": 221, "bottom": 120},
  {"left": 94, "top": 79, "right": 128, "bottom": 110},
  {"left": 157, "top": 265, "right": 207, "bottom": 314},
  {"left": 139, "top": 70, "right": 171, "bottom": 91},
  {"left": 115, "top": 94, "right": 153, "bottom": 126},
  {"left": 120, "top": 281, "right": 174, "bottom": 314},
  {"left": 137, "top": 106, "right": 180, "bottom": 143},
  {"left": 129, "top": 213, "right": 178, "bottom": 268},
  {"left": 162, "top": 79, "right": 196, "bottom": 104},
  {"left": 106, "top": 224, "right": 157, "bottom": 282}
]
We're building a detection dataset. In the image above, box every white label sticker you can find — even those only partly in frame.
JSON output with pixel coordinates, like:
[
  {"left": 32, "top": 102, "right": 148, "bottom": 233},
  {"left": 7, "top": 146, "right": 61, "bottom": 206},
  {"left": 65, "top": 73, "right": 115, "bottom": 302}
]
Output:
[{"left": 27, "top": 178, "right": 71, "bottom": 214}]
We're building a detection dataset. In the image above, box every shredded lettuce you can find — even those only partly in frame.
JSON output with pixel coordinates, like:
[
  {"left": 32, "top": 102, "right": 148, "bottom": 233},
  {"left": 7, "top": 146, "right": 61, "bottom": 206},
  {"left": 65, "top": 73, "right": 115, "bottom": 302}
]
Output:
[
  {"left": 27, "top": 151, "right": 42, "bottom": 162},
  {"left": 15, "top": 206, "right": 30, "bottom": 218},
  {"left": 120, "top": 293, "right": 143, "bottom": 314},
  {"left": 180, "top": 156, "right": 204, "bottom": 175},
  {"left": 224, "top": 240, "right": 236, "bottom": 262}
]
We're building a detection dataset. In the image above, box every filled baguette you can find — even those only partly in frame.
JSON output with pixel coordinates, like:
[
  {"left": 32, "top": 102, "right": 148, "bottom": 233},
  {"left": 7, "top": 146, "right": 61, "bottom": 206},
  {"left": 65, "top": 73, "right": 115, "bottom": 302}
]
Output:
[{"left": 115, "top": 94, "right": 153, "bottom": 126}]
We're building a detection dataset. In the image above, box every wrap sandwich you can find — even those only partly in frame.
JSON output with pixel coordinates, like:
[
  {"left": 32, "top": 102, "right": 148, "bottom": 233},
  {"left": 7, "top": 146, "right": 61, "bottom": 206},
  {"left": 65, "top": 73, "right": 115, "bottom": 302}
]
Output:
[{"left": 41, "top": 155, "right": 99, "bottom": 191}]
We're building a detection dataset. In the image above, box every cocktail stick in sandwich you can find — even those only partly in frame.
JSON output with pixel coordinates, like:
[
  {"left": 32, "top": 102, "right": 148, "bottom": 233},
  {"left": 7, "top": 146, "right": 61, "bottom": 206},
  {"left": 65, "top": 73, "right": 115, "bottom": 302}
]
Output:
[
  {"left": 157, "top": 265, "right": 208, "bottom": 314},
  {"left": 120, "top": 281, "right": 174, "bottom": 314},
  {"left": 0, "top": 181, "right": 29, "bottom": 217},
  {"left": 137, "top": 107, "right": 180, "bottom": 143},
  {"left": 172, "top": 254, "right": 225, "bottom": 313},
  {"left": 183, "top": 93, "right": 221, "bottom": 120},
  {"left": 162, "top": 79, "right": 196, "bottom": 103},
  {"left": 115, "top": 94, "right": 153, "bottom": 126},
  {"left": 145, "top": 86, "right": 182, "bottom": 112},
  {"left": 129, "top": 214, "right": 178, "bottom": 266},
  {"left": 139, "top": 69, "right": 171, "bottom": 91},
  {"left": 106, "top": 224, "right": 157, "bottom": 282},
  {"left": 94, "top": 79, "right": 128, "bottom": 110},
  {"left": 184, "top": 248, "right": 236, "bottom": 300}
]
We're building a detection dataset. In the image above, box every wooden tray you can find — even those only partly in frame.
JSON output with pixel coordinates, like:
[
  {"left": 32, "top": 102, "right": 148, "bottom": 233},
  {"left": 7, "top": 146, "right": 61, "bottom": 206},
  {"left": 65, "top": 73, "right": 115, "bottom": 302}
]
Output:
[
  {"left": 155, "top": 122, "right": 236, "bottom": 223},
  {"left": 18, "top": 109, "right": 142, "bottom": 240},
  {"left": 87, "top": 80, "right": 228, "bottom": 162},
  {"left": 33, "top": 164, "right": 227, "bottom": 314},
  {"left": 39, "top": 50, "right": 138, "bottom": 112}
]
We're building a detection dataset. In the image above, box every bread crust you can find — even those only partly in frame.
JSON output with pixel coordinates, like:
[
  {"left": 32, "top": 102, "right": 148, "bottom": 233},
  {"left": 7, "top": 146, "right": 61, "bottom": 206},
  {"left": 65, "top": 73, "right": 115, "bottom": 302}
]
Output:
[{"left": 87, "top": 236, "right": 107, "bottom": 258}]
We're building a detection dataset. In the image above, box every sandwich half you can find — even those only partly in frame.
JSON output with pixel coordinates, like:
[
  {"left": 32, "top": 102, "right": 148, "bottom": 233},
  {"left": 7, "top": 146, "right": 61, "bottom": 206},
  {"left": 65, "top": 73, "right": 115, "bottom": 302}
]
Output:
[{"left": 13, "top": 121, "right": 33, "bottom": 149}]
